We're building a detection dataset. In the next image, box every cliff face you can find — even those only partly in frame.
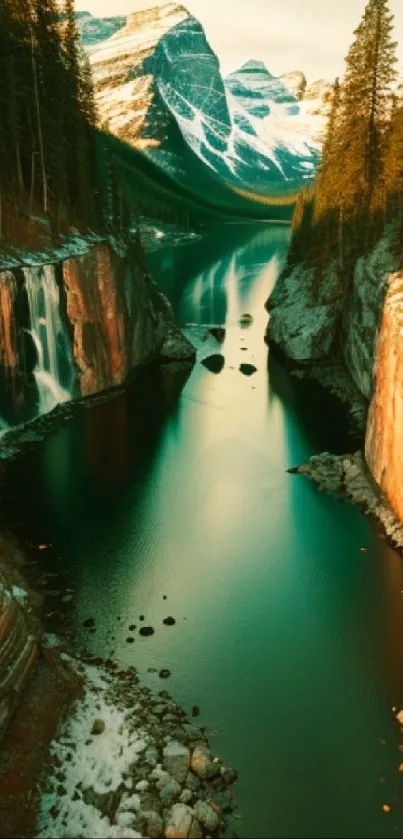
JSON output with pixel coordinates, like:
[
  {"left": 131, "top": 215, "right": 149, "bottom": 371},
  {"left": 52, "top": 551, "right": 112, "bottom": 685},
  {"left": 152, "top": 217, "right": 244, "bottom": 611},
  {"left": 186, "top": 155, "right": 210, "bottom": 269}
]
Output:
[
  {"left": 0, "top": 237, "right": 194, "bottom": 427},
  {"left": 268, "top": 236, "right": 399, "bottom": 398},
  {"left": 267, "top": 236, "right": 403, "bottom": 524},
  {"left": 365, "top": 270, "right": 403, "bottom": 521}
]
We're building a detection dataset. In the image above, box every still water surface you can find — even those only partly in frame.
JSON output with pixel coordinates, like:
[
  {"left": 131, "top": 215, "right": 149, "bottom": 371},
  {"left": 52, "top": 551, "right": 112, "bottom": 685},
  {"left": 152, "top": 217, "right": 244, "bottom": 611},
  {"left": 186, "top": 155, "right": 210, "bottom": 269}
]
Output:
[{"left": 4, "top": 224, "right": 403, "bottom": 838}]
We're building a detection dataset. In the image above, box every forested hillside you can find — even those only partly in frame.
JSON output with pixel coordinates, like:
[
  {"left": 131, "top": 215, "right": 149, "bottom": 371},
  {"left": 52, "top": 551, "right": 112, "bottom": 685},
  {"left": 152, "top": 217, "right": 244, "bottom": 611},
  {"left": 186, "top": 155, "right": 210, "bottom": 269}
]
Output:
[
  {"left": 0, "top": 0, "right": 107, "bottom": 249},
  {"left": 289, "top": 0, "right": 403, "bottom": 272}
]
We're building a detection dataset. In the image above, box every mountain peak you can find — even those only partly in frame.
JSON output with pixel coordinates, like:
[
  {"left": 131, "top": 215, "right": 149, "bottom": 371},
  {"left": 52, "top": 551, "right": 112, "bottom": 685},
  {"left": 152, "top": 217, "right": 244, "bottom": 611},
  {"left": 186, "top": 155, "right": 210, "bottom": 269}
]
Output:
[
  {"left": 125, "top": 2, "right": 189, "bottom": 31},
  {"left": 238, "top": 59, "right": 273, "bottom": 76}
]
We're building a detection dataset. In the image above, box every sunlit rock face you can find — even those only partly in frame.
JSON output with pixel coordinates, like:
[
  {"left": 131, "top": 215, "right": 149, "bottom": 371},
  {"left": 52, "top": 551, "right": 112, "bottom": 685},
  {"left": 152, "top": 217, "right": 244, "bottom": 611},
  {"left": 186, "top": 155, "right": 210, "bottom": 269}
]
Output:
[
  {"left": 62, "top": 241, "right": 167, "bottom": 396},
  {"left": 0, "top": 239, "right": 194, "bottom": 426},
  {"left": 90, "top": 3, "right": 188, "bottom": 146},
  {"left": 365, "top": 271, "right": 403, "bottom": 521},
  {"left": 89, "top": 3, "right": 321, "bottom": 202}
]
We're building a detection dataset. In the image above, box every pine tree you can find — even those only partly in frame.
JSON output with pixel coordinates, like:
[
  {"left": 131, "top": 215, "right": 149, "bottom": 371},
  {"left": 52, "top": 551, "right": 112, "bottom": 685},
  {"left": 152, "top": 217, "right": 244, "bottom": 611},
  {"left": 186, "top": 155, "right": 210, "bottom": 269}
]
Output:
[
  {"left": 336, "top": 0, "right": 397, "bottom": 214},
  {"left": 383, "top": 87, "right": 403, "bottom": 217}
]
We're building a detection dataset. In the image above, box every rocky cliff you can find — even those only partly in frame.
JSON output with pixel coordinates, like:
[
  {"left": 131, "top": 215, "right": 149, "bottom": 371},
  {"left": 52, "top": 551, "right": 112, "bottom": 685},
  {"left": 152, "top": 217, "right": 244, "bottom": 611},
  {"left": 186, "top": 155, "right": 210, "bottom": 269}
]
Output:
[
  {"left": 267, "top": 235, "right": 403, "bottom": 528},
  {"left": 268, "top": 236, "right": 400, "bottom": 398},
  {"left": 0, "top": 236, "right": 194, "bottom": 428},
  {"left": 365, "top": 269, "right": 403, "bottom": 522}
]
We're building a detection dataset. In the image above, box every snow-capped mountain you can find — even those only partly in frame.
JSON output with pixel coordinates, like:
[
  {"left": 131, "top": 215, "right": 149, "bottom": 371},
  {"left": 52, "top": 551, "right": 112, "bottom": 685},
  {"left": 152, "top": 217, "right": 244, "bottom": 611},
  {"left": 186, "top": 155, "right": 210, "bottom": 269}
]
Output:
[
  {"left": 226, "top": 61, "right": 300, "bottom": 118},
  {"left": 88, "top": 3, "right": 328, "bottom": 211}
]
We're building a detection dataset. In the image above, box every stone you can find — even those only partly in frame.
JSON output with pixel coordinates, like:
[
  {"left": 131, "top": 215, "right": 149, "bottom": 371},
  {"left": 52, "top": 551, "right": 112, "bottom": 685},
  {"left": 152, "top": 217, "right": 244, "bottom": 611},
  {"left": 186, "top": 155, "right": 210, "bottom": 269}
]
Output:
[
  {"left": 91, "top": 718, "right": 105, "bottom": 735},
  {"left": 145, "top": 746, "right": 159, "bottom": 766},
  {"left": 139, "top": 626, "right": 155, "bottom": 637},
  {"left": 240, "top": 313, "right": 253, "bottom": 326},
  {"left": 135, "top": 780, "right": 149, "bottom": 792},
  {"left": 179, "top": 789, "right": 193, "bottom": 804},
  {"left": 129, "top": 624, "right": 136, "bottom": 631},
  {"left": 126, "top": 637, "right": 135, "bottom": 643},
  {"left": 159, "top": 778, "right": 182, "bottom": 806},
  {"left": 165, "top": 803, "right": 193, "bottom": 839},
  {"left": 201, "top": 354, "right": 225, "bottom": 374},
  {"left": 160, "top": 326, "right": 196, "bottom": 364},
  {"left": 163, "top": 616, "right": 176, "bottom": 626},
  {"left": 190, "top": 745, "right": 220, "bottom": 780},
  {"left": 145, "top": 810, "right": 165, "bottom": 839},
  {"left": 83, "top": 617, "right": 95, "bottom": 628},
  {"left": 185, "top": 772, "right": 200, "bottom": 792},
  {"left": 159, "top": 669, "right": 171, "bottom": 679},
  {"left": 163, "top": 741, "right": 190, "bottom": 783},
  {"left": 183, "top": 723, "right": 200, "bottom": 739},
  {"left": 221, "top": 766, "right": 238, "bottom": 785},
  {"left": 193, "top": 800, "right": 221, "bottom": 833},
  {"left": 209, "top": 327, "right": 226, "bottom": 343},
  {"left": 239, "top": 363, "right": 257, "bottom": 376}
]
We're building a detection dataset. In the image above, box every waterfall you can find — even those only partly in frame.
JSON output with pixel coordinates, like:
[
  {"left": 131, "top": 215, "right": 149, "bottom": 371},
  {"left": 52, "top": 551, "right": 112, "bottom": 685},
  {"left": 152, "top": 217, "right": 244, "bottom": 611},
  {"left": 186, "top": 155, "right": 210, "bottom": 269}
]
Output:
[{"left": 23, "top": 265, "right": 75, "bottom": 415}]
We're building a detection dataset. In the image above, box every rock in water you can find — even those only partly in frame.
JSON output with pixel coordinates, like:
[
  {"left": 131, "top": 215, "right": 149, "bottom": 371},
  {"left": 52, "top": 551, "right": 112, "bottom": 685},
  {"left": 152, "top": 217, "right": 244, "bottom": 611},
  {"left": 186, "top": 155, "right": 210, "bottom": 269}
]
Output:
[
  {"left": 163, "top": 741, "right": 190, "bottom": 783},
  {"left": 159, "top": 669, "right": 171, "bottom": 679},
  {"left": 209, "top": 327, "right": 226, "bottom": 343},
  {"left": 201, "top": 354, "right": 225, "bottom": 374},
  {"left": 240, "top": 313, "right": 253, "bottom": 326},
  {"left": 193, "top": 799, "right": 221, "bottom": 833},
  {"left": 239, "top": 363, "right": 257, "bottom": 376},
  {"left": 190, "top": 745, "right": 220, "bottom": 779},
  {"left": 82, "top": 617, "right": 95, "bottom": 628},
  {"left": 139, "top": 626, "right": 155, "bottom": 637},
  {"left": 163, "top": 616, "right": 176, "bottom": 626}
]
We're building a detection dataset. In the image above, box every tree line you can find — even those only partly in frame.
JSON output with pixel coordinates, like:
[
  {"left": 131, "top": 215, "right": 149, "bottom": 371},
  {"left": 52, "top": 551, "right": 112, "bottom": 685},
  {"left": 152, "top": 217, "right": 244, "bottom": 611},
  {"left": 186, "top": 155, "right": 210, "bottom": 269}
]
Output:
[
  {"left": 289, "top": 0, "right": 403, "bottom": 272},
  {"left": 0, "top": 0, "right": 112, "bottom": 247}
]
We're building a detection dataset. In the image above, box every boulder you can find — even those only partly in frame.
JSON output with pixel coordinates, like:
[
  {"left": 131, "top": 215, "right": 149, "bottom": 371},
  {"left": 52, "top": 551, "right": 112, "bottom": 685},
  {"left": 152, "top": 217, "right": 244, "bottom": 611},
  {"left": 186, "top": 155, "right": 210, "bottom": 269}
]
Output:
[
  {"left": 163, "top": 741, "right": 190, "bottom": 783},
  {"left": 159, "top": 778, "right": 182, "bottom": 807},
  {"left": 190, "top": 745, "right": 220, "bottom": 780},
  {"left": 193, "top": 799, "right": 221, "bottom": 833},
  {"left": 165, "top": 803, "right": 194, "bottom": 838}
]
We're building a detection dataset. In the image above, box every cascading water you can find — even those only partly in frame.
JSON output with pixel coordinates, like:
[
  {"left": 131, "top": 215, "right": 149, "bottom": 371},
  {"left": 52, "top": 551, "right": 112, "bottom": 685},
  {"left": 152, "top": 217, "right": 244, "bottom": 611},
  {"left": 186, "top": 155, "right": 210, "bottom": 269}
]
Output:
[{"left": 23, "top": 265, "right": 76, "bottom": 414}]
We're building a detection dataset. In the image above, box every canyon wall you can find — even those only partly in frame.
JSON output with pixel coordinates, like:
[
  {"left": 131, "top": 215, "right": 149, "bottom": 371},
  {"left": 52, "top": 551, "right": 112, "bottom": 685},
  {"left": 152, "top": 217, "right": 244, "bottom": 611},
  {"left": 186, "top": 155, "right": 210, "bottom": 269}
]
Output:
[
  {"left": 0, "top": 236, "right": 194, "bottom": 426},
  {"left": 365, "top": 270, "right": 403, "bottom": 522},
  {"left": 267, "top": 236, "right": 403, "bottom": 523}
]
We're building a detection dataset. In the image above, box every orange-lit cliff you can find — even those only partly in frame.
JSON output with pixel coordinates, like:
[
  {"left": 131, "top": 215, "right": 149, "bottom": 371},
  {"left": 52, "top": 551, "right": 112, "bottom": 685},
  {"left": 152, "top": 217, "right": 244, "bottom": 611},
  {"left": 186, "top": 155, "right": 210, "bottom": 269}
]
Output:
[{"left": 366, "top": 271, "right": 403, "bottom": 522}]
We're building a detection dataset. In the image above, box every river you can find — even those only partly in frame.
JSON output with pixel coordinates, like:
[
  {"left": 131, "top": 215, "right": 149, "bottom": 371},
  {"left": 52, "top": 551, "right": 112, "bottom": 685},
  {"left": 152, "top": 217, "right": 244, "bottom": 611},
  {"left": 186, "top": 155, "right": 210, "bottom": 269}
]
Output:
[{"left": 3, "top": 223, "right": 403, "bottom": 838}]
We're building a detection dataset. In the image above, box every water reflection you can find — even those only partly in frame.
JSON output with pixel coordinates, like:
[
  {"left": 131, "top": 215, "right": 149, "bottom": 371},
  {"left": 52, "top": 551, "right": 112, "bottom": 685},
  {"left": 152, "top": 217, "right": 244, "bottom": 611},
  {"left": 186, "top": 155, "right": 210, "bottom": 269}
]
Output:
[{"left": 3, "top": 224, "right": 403, "bottom": 838}]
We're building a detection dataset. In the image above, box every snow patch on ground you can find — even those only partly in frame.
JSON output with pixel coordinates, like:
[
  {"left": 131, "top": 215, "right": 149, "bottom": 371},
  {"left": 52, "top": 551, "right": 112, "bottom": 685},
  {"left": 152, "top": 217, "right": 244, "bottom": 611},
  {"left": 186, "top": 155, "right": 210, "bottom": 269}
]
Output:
[{"left": 37, "top": 664, "right": 147, "bottom": 838}]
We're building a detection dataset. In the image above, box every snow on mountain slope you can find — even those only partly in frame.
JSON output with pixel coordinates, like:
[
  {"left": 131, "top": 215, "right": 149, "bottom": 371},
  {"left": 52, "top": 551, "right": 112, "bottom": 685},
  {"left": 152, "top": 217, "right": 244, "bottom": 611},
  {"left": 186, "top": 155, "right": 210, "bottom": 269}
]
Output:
[
  {"left": 225, "top": 60, "right": 298, "bottom": 118},
  {"left": 89, "top": 3, "right": 326, "bottom": 204}
]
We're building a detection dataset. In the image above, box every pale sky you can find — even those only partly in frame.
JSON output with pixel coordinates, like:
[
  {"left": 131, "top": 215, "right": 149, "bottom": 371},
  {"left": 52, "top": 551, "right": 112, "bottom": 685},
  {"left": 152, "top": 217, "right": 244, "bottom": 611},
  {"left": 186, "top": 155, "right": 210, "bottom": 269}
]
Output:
[{"left": 75, "top": 0, "right": 403, "bottom": 82}]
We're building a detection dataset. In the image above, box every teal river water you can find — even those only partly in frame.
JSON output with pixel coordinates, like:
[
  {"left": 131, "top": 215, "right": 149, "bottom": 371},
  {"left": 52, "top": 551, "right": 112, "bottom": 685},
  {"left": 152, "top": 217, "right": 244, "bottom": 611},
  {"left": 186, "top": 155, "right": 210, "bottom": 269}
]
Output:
[{"left": 3, "top": 224, "right": 403, "bottom": 838}]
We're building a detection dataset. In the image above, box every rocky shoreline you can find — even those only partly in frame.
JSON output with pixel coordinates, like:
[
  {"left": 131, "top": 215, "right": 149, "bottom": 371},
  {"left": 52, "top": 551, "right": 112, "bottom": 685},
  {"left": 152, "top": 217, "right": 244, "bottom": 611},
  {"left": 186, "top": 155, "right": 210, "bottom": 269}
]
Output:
[
  {"left": 0, "top": 540, "right": 238, "bottom": 839},
  {"left": 36, "top": 649, "right": 238, "bottom": 839},
  {"left": 289, "top": 450, "right": 403, "bottom": 549}
]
